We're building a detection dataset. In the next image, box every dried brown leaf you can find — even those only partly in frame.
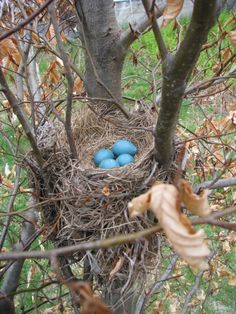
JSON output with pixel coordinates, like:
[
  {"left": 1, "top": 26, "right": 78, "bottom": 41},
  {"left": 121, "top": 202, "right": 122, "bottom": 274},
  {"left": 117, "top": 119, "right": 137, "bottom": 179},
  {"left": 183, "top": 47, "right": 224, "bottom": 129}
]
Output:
[
  {"left": 223, "top": 47, "right": 231, "bottom": 63},
  {"left": 46, "top": 24, "right": 57, "bottom": 46},
  {"left": 74, "top": 77, "right": 84, "bottom": 93},
  {"left": 128, "top": 190, "right": 151, "bottom": 216},
  {"left": 162, "top": 0, "right": 184, "bottom": 27},
  {"left": 109, "top": 256, "right": 125, "bottom": 281},
  {"left": 229, "top": 30, "right": 236, "bottom": 50},
  {"left": 129, "top": 184, "right": 210, "bottom": 270},
  {"left": 73, "top": 282, "right": 112, "bottom": 314},
  {"left": 179, "top": 179, "right": 211, "bottom": 216},
  {"left": 102, "top": 186, "right": 110, "bottom": 196}
]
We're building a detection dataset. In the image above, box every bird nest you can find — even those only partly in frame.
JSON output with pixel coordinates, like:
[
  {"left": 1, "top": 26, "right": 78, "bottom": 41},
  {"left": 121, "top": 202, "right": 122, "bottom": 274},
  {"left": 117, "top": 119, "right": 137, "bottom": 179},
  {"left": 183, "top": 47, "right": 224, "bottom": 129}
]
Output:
[{"left": 36, "top": 106, "right": 170, "bottom": 295}]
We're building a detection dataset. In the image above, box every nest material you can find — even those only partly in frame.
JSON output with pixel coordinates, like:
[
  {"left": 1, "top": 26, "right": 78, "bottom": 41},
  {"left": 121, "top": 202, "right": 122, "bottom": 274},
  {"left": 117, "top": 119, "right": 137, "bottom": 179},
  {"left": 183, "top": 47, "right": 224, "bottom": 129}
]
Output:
[{"left": 37, "top": 106, "right": 167, "bottom": 293}]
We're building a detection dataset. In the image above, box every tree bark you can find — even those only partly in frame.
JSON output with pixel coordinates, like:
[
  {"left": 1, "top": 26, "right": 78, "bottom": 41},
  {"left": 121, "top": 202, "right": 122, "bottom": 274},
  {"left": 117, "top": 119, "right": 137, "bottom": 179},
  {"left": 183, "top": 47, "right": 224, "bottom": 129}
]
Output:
[
  {"left": 75, "top": 0, "right": 125, "bottom": 102},
  {"left": 0, "top": 207, "right": 38, "bottom": 314},
  {"left": 154, "top": 0, "right": 219, "bottom": 169}
]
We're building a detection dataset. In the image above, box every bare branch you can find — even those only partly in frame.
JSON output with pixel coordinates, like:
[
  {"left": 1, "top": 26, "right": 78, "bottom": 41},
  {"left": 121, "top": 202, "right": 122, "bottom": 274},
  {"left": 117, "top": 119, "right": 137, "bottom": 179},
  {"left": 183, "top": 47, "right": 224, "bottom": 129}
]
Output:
[
  {"left": 135, "top": 254, "right": 178, "bottom": 314},
  {"left": 154, "top": 0, "right": 219, "bottom": 168},
  {"left": 142, "top": 0, "right": 168, "bottom": 60},
  {"left": 0, "top": 225, "right": 162, "bottom": 261},
  {"left": 120, "top": 2, "right": 165, "bottom": 50},
  {"left": 0, "top": 67, "right": 44, "bottom": 167},
  {"left": 49, "top": 3, "right": 78, "bottom": 159},
  {"left": 180, "top": 252, "right": 215, "bottom": 314},
  {"left": 0, "top": 165, "right": 21, "bottom": 250},
  {"left": 0, "top": 207, "right": 39, "bottom": 313},
  {"left": 0, "top": 206, "right": 235, "bottom": 261},
  {"left": 0, "top": 0, "right": 55, "bottom": 42},
  {"left": 195, "top": 177, "right": 236, "bottom": 192}
]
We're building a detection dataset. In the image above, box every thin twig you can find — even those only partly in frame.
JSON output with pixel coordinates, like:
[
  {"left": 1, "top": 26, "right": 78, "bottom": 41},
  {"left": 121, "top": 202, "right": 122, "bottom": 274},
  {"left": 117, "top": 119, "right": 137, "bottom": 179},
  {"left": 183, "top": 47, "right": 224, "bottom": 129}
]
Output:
[
  {"left": 195, "top": 176, "right": 236, "bottom": 191},
  {"left": 49, "top": 3, "right": 78, "bottom": 159},
  {"left": 0, "top": 67, "right": 44, "bottom": 167},
  {"left": 142, "top": 0, "right": 168, "bottom": 60},
  {"left": 135, "top": 254, "right": 178, "bottom": 314},
  {"left": 180, "top": 252, "right": 215, "bottom": 314},
  {"left": 0, "top": 0, "right": 55, "bottom": 42},
  {"left": 0, "top": 166, "right": 21, "bottom": 250}
]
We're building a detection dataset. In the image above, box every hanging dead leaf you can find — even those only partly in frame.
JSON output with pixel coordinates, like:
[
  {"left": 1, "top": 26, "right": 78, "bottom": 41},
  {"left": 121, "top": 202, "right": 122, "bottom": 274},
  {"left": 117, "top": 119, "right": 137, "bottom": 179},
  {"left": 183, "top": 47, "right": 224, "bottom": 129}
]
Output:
[
  {"left": 42, "top": 60, "right": 62, "bottom": 86},
  {"left": 128, "top": 183, "right": 210, "bottom": 270},
  {"left": 74, "top": 77, "right": 84, "bottom": 93},
  {"left": 222, "top": 47, "right": 231, "bottom": 63},
  {"left": 229, "top": 31, "right": 236, "bottom": 50},
  {"left": 128, "top": 190, "right": 151, "bottom": 216},
  {"left": 0, "top": 38, "right": 17, "bottom": 61},
  {"left": 162, "top": 0, "right": 184, "bottom": 27},
  {"left": 0, "top": 37, "right": 20, "bottom": 72},
  {"left": 70, "top": 282, "right": 112, "bottom": 314},
  {"left": 109, "top": 256, "right": 125, "bottom": 281},
  {"left": 46, "top": 24, "right": 57, "bottom": 46},
  {"left": 179, "top": 179, "right": 211, "bottom": 216}
]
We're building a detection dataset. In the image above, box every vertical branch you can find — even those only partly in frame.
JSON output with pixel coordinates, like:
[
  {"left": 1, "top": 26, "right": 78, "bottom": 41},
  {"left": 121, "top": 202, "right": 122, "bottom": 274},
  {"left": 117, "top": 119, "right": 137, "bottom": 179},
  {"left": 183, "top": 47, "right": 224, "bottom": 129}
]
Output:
[
  {"left": 153, "top": 0, "right": 219, "bottom": 168},
  {"left": 48, "top": 4, "right": 78, "bottom": 159},
  {"left": 0, "top": 166, "right": 21, "bottom": 250},
  {"left": 16, "top": 0, "right": 43, "bottom": 117},
  {"left": 0, "top": 67, "right": 44, "bottom": 167},
  {"left": 0, "top": 206, "right": 39, "bottom": 313},
  {"left": 142, "top": 0, "right": 168, "bottom": 60}
]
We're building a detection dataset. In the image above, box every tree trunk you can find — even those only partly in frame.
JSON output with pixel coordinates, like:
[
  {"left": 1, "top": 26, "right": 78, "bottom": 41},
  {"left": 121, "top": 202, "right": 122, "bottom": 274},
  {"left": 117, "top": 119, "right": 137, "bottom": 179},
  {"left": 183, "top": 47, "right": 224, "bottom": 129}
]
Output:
[{"left": 76, "top": 0, "right": 125, "bottom": 102}]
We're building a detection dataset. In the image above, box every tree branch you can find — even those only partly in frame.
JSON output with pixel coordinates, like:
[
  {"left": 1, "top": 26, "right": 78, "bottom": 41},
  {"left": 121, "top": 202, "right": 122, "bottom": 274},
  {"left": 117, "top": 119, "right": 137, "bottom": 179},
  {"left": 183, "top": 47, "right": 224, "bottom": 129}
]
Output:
[
  {"left": 49, "top": 3, "right": 78, "bottom": 159},
  {"left": 0, "top": 207, "right": 39, "bottom": 313},
  {"left": 0, "top": 166, "right": 21, "bottom": 250},
  {"left": 135, "top": 254, "right": 178, "bottom": 314},
  {"left": 0, "top": 0, "right": 55, "bottom": 42},
  {"left": 0, "top": 67, "right": 44, "bottom": 167},
  {"left": 120, "top": 1, "right": 165, "bottom": 50},
  {"left": 0, "top": 205, "right": 235, "bottom": 261},
  {"left": 180, "top": 252, "right": 215, "bottom": 314},
  {"left": 142, "top": 0, "right": 168, "bottom": 60},
  {"left": 195, "top": 176, "right": 236, "bottom": 192},
  {"left": 154, "top": 0, "right": 219, "bottom": 168}
]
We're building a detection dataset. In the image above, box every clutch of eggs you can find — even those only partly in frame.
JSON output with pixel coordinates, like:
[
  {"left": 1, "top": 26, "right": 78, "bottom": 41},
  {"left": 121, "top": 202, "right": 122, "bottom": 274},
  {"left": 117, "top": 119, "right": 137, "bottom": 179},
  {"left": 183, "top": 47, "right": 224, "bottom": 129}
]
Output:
[{"left": 94, "top": 140, "right": 137, "bottom": 169}]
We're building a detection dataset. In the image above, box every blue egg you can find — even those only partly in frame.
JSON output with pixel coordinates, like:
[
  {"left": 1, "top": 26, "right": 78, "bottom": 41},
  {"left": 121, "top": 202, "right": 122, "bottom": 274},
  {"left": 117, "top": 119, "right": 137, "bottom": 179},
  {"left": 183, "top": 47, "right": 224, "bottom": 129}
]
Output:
[
  {"left": 117, "top": 154, "right": 134, "bottom": 167},
  {"left": 112, "top": 140, "right": 137, "bottom": 157},
  {"left": 94, "top": 149, "right": 114, "bottom": 166},
  {"left": 99, "top": 158, "right": 120, "bottom": 169}
]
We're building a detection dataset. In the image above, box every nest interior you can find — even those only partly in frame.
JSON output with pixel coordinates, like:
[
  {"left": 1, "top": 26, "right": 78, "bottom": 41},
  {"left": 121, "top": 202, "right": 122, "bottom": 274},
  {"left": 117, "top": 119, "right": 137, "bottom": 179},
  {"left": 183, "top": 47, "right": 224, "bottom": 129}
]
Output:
[{"left": 36, "top": 106, "right": 167, "bottom": 293}]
